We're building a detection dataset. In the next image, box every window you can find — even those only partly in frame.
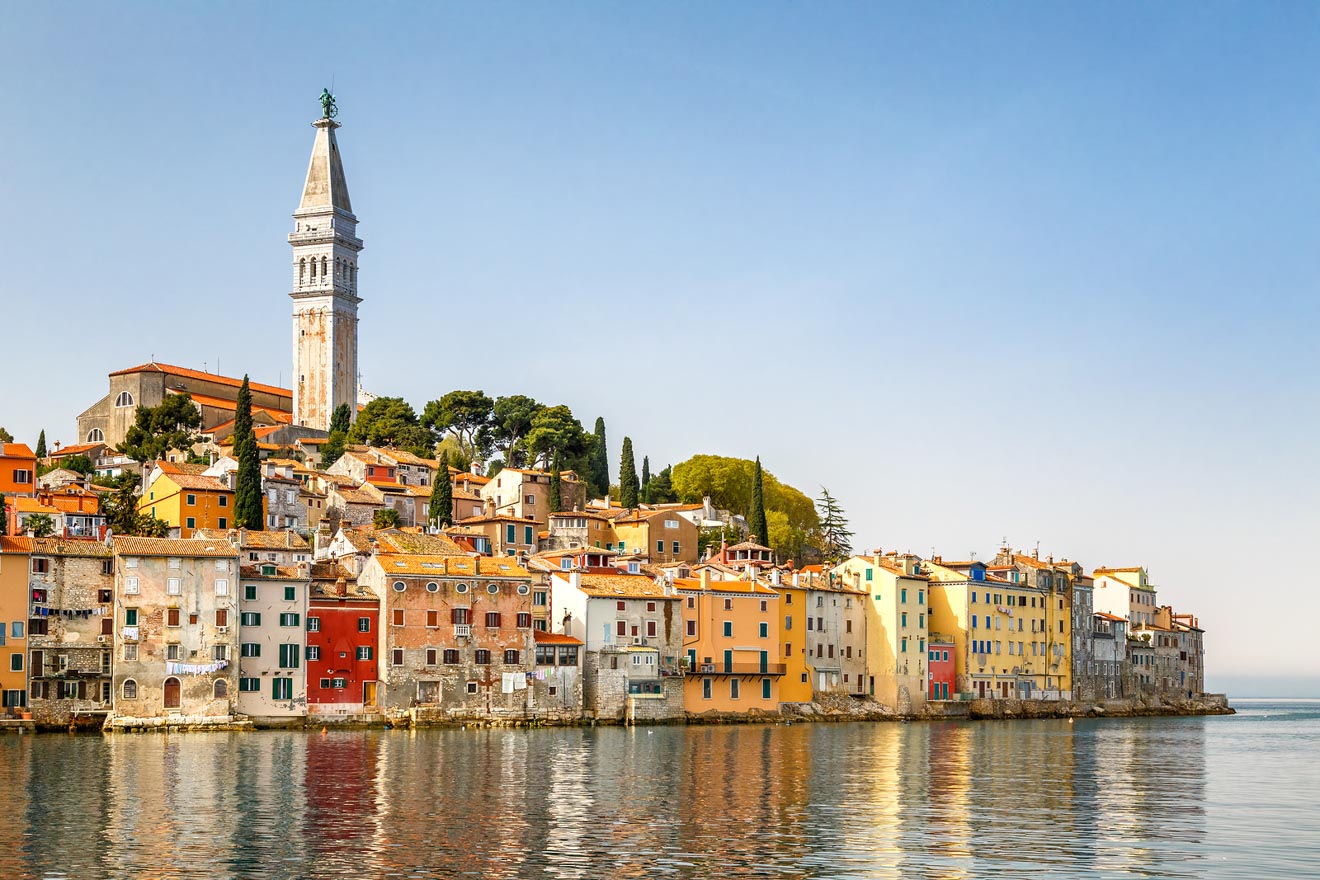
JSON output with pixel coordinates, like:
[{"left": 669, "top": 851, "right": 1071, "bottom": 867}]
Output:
[
  {"left": 166, "top": 578, "right": 181, "bottom": 595},
  {"left": 215, "top": 609, "right": 228, "bottom": 628},
  {"left": 901, "top": 588, "right": 907, "bottom": 603},
  {"left": 762, "top": 678, "right": 771, "bottom": 700},
  {"left": 646, "top": 620, "right": 657, "bottom": 637},
  {"left": 244, "top": 585, "right": 257, "bottom": 600},
  {"left": 722, "top": 621, "right": 733, "bottom": 637},
  {"left": 122, "top": 680, "right": 138, "bottom": 700},
  {"left": 617, "top": 621, "right": 627, "bottom": 637},
  {"left": 487, "top": 583, "right": 500, "bottom": 595},
  {"left": 124, "top": 608, "right": 138, "bottom": 626},
  {"left": 425, "top": 582, "right": 439, "bottom": 593},
  {"left": 759, "top": 622, "right": 768, "bottom": 638},
  {"left": 392, "top": 609, "right": 404, "bottom": 627},
  {"left": 392, "top": 649, "right": 405, "bottom": 666},
  {"left": 240, "top": 612, "right": 260, "bottom": 626},
  {"left": 467, "top": 682, "right": 478, "bottom": 694},
  {"left": 475, "top": 649, "right": 490, "bottom": 665},
  {"left": 724, "top": 598, "right": 732, "bottom": 611},
  {"left": 239, "top": 678, "right": 259, "bottom": 692},
  {"left": 283, "top": 586, "right": 296, "bottom": 601},
  {"left": 485, "top": 612, "right": 501, "bottom": 628},
  {"left": 443, "top": 649, "right": 459, "bottom": 665},
  {"left": 87, "top": 428, "right": 104, "bottom": 442},
  {"left": 279, "top": 613, "right": 300, "bottom": 627},
  {"left": 218, "top": 496, "right": 227, "bottom": 507},
  {"left": 306, "top": 645, "right": 320, "bottom": 661},
  {"left": 166, "top": 644, "right": 182, "bottom": 661},
  {"left": 215, "top": 579, "right": 229, "bottom": 596},
  {"left": 186, "top": 494, "right": 196, "bottom": 506},
  {"left": 212, "top": 645, "right": 228, "bottom": 662},
  {"left": 241, "top": 643, "right": 260, "bottom": 657},
  {"left": 272, "top": 678, "right": 293, "bottom": 700},
  {"left": 656, "top": 540, "right": 664, "bottom": 554},
  {"left": 517, "top": 613, "right": 532, "bottom": 628},
  {"left": 123, "top": 644, "right": 137, "bottom": 661},
  {"left": 114, "top": 391, "right": 135, "bottom": 407},
  {"left": 278, "top": 644, "right": 300, "bottom": 668},
  {"left": 167, "top": 608, "right": 181, "bottom": 627},
  {"left": 730, "top": 679, "right": 740, "bottom": 700},
  {"left": 506, "top": 524, "right": 516, "bottom": 543},
  {"left": 504, "top": 650, "right": 519, "bottom": 664},
  {"left": 686, "top": 620, "right": 696, "bottom": 636},
  {"left": 307, "top": 617, "right": 320, "bottom": 632},
  {"left": 392, "top": 581, "right": 406, "bottom": 593},
  {"left": 358, "top": 617, "right": 371, "bottom": 633},
  {"left": 703, "top": 678, "right": 712, "bottom": 699},
  {"left": 356, "top": 646, "right": 373, "bottom": 661}
]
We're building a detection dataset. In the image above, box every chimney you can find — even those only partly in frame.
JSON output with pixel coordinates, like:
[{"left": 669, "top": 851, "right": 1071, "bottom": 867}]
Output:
[
  {"left": 335, "top": 576, "right": 347, "bottom": 597},
  {"left": 770, "top": 568, "right": 781, "bottom": 587},
  {"left": 792, "top": 571, "right": 800, "bottom": 587},
  {"left": 699, "top": 569, "right": 711, "bottom": 591},
  {"left": 570, "top": 570, "right": 581, "bottom": 590}
]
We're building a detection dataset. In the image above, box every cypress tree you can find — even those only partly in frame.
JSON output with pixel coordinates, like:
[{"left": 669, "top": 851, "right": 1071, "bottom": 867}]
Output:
[
  {"left": 590, "top": 417, "right": 609, "bottom": 497},
  {"left": 233, "top": 375, "right": 264, "bottom": 530},
  {"left": 35, "top": 430, "right": 46, "bottom": 459},
  {"left": 429, "top": 452, "right": 453, "bottom": 529},
  {"left": 0, "top": 494, "right": 7, "bottom": 536},
  {"left": 640, "top": 455, "right": 651, "bottom": 503},
  {"left": 748, "top": 456, "right": 768, "bottom": 548},
  {"left": 619, "top": 437, "right": 639, "bottom": 509},
  {"left": 549, "top": 452, "right": 563, "bottom": 513}
]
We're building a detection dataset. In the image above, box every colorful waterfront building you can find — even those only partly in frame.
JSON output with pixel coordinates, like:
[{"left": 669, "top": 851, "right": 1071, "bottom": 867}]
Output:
[
  {"left": 138, "top": 462, "right": 234, "bottom": 537},
  {"left": 674, "top": 570, "right": 783, "bottom": 714},
  {"left": 0, "top": 443, "right": 38, "bottom": 499},
  {"left": 832, "top": 554, "right": 928, "bottom": 714},
  {"left": 307, "top": 561, "right": 380, "bottom": 717},
  {"left": 235, "top": 561, "right": 310, "bottom": 724},
  {"left": 0, "top": 536, "right": 32, "bottom": 711},
  {"left": 928, "top": 636, "right": 955, "bottom": 701},
  {"left": 776, "top": 566, "right": 868, "bottom": 701},
  {"left": 1093, "top": 566, "right": 1158, "bottom": 628}
]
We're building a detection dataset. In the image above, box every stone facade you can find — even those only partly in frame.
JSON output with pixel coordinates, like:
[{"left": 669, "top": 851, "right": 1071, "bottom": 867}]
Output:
[
  {"left": 290, "top": 115, "right": 362, "bottom": 432},
  {"left": 236, "top": 564, "right": 310, "bottom": 721},
  {"left": 25, "top": 538, "right": 115, "bottom": 727},
  {"left": 109, "top": 537, "right": 240, "bottom": 725}
]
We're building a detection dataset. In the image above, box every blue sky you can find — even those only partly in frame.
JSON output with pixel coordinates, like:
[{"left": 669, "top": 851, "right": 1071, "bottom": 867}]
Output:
[{"left": 2, "top": 3, "right": 1317, "bottom": 688}]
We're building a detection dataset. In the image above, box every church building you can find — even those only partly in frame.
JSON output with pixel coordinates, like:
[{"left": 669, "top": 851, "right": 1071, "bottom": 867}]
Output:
[{"left": 77, "top": 95, "right": 364, "bottom": 450}]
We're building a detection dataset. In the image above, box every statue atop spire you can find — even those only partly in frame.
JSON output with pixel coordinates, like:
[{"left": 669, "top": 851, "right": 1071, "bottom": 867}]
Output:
[{"left": 319, "top": 88, "right": 337, "bottom": 120}]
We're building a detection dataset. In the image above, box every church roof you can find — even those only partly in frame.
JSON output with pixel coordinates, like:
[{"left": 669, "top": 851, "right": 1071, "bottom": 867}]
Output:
[{"left": 298, "top": 119, "right": 352, "bottom": 214}]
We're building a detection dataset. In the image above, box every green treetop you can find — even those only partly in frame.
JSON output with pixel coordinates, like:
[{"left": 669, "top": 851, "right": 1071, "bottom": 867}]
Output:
[
  {"left": 35, "top": 430, "right": 46, "bottom": 459},
  {"left": 747, "top": 456, "right": 769, "bottom": 551},
  {"left": 619, "top": 437, "right": 639, "bottom": 509},
  {"left": 232, "top": 376, "right": 265, "bottom": 530},
  {"left": 429, "top": 451, "right": 454, "bottom": 529}
]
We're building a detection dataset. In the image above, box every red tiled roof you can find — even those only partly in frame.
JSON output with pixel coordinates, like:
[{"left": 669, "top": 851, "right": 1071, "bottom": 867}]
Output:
[
  {"left": 110, "top": 362, "right": 291, "bottom": 399},
  {"left": 534, "top": 631, "right": 582, "bottom": 645}
]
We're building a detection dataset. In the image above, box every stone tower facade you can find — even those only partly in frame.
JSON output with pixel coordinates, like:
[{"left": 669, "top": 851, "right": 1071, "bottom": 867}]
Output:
[{"left": 290, "top": 112, "right": 362, "bottom": 432}]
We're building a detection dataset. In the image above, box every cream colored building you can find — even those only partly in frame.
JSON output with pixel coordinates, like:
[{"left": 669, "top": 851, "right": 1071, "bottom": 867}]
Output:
[{"left": 833, "top": 554, "right": 928, "bottom": 714}]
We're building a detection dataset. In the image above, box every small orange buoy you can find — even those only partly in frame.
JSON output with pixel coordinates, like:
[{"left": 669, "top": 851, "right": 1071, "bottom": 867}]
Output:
[{"left": 321, "top": 726, "right": 327, "bottom": 736}]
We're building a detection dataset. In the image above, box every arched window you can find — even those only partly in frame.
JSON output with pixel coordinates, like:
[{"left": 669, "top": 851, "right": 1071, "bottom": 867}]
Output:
[
  {"left": 122, "top": 679, "right": 138, "bottom": 700},
  {"left": 309, "top": 257, "right": 316, "bottom": 279},
  {"left": 87, "top": 428, "right": 104, "bottom": 443},
  {"left": 299, "top": 257, "right": 306, "bottom": 284},
  {"left": 163, "top": 676, "right": 181, "bottom": 709},
  {"left": 114, "top": 391, "right": 134, "bottom": 408},
  {"left": 349, "top": 264, "right": 356, "bottom": 286},
  {"left": 321, "top": 256, "right": 328, "bottom": 278},
  {"left": 213, "top": 679, "right": 228, "bottom": 699}
]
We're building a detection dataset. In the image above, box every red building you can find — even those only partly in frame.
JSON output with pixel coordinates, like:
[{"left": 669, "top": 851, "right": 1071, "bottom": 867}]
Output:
[
  {"left": 307, "top": 562, "right": 381, "bottom": 716},
  {"left": 928, "top": 637, "right": 955, "bottom": 701}
]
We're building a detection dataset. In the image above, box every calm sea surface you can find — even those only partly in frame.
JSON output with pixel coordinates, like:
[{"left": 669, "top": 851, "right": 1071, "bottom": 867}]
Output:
[{"left": 0, "top": 700, "right": 1316, "bottom": 879}]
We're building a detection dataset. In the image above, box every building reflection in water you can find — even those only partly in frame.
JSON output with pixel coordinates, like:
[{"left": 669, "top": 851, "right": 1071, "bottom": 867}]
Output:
[{"left": 0, "top": 715, "right": 1211, "bottom": 880}]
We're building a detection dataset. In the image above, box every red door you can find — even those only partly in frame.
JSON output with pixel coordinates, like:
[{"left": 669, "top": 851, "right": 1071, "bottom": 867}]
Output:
[{"left": 164, "top": 677, "right": 181, "bottom": 709}]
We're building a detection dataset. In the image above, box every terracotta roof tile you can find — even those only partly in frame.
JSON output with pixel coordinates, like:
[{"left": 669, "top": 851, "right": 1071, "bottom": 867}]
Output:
[
  {"left": 574, "top": 573, "right": 671, "bottom": 598},
  {"left": 108, "top": 362, "right": 291, "bottom": 398},
  {"left": 378, "top": 554, "right": 531, "bottom": 578},
  {"left": 112, "top": 536, "right": 238, "bottom": 558},
  {"left": 534, "top": 631, "right": 583, "bottom": 645}
]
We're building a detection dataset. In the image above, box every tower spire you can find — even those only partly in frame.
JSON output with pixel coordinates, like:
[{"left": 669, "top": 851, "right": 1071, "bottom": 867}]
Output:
[{"left": 289, "top": 90, "right": 363, "bottom": 433}]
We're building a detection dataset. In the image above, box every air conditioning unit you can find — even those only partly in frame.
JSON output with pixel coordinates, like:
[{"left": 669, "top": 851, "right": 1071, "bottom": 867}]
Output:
[
  {"left": 632, "top": 637, "right": 643, "bottom": 646},
  {"left": 97, "top": 635, "right": 109, "bottom": 644},
  {"left": 217, "top": 626, "right": 229, "bottom": 633},
  {"left": 699, "top": 664, "right": 715, "bottom": 673}
]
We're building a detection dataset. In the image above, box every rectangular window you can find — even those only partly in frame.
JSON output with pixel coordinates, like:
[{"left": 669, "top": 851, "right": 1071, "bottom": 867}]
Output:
[
  {"left": 239, "top": 678, "right": 260, "bottom": 692},
  {"left": 392, "top": 649, "right": 404, "bottom": 666},
  {"left": 215, "top": 608, "right": 228, "bottom": 628},
  {"left": 762, "top": 678, "right": 771, "bottom": 700},
  {"left": 283, "top": 586, "right": 296, "bottom": 601},
  {"left": 506, "top": 524, "right": 516, "bottom": 543},
  {"left": 486, "top": 612, "right": 501, "bottom": 628},
  {"left": 358, "top": 617, "right": 371, "bottom": 633},
  {"left": 524, "top": 526, "right": 534, "bottom": 545},
  {"left": 730, "top": 679, "right": 740, "bottom": 700},
  {"left": 272, "top": 678, "right": 292, "bottom": 700},
  {"left": 656, "top": 540, "right": 664, "bottom": 554},
  {"left": 166, "top": 578, "right": 181, "bottom": 595},
  {"left": 278, "top": 644, "right": 300, "bottom": 669},
  {"left": 534, "top": 591, "right": 547, "bottom": 606},
  {"left": 306, "top": 645, "right": 320, "bottom": 661},
  {"left": 167, "top": 608, "right": 181, "bottom": 627},
  {"left": 186, "top": 494, "right": 196, "bottom": 506},
  {"left": 686, "top": 620, "right": 696, "bottom": 636},
  {"left": 475, "top": 649, "right": 490, "bottom": 665},
  {"left": 392, "top": 609, "right": 404, "bottom": 627},
  {"left": 31, "top": 558, "right": 49, "bottom": 574},
  {"left": 424, "top": 648, "right": 437, "bottom": 665},
  {"left": 218, "top": 496, "right": 227, "bottom": 507},
  {"left": 646, "top": 620, "right": 657, "bottom": 637},
  {"left": 241, "top": 642, "right": 260, "bottom": 657},
  {"left": 722, "top": 621, "right": 732, "bottom": 637},
  {"left": 672, "top": 541, "right": 680, "bottom": 555},
  {"left": 517, "top": 613, "right": 532, "bottom": 628},
  {"left": 307, "top": 617, "right": 320, "bottom": 632},
  {"left": 244, "top": 584, "right": 257, "bottom": 600},
  {"left": 218, "top": 517, "right": 227, "bottom": 529},
  {"left": 212, "top": 645, "right": 228, "bottom": 662},
  {"left": 357, "top": 646, "right": 373, "bottom": 661},
  {"left": 279, "top": 613, "right": 300, "bottom": 627},
  {"left": 166, "top": 644, "right": 181, "bottom": 661},
  {"left": 759, "top": 622, "right": 768, "bottom": 638},
  {"left": 240, "top": 612, "right": 260, "bottom": 627},
  {"left": 124, "top": 608, "right": 138, "bottom": 626},
  {"left": 703, "top": 678, "right": 712, "bottom": 699},
  {"left": 504, "top": 649, "right": 519, "bottom": 664},
  {"left": 424, "top": 609, "right": 438, "bottom": 628}
]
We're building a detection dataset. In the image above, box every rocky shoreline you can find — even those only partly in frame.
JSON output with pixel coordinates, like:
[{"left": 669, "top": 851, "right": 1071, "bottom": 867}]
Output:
[{"left": 6, "top": 692, "right": 1233, "bottom": 734}]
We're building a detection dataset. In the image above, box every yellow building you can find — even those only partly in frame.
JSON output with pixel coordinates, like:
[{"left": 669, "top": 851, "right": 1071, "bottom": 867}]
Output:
[
  {"left": 674, "top": 570, "right": 783, "bottom": 713},
  {"left": 994, "top": 553, "right": 1073, "bottom": 697},
  {"left": 0, "top": 536, "right": 32, "bottom": 711},
  {"left": 138, "top": 466, "right": 235, "bottom": 537},
  {"left": 832, "top": 554, "right": 928, "bottom": 714},
  {"left": 925, "top": 558, "right": 1063, "bottom": 699},
  {"left": 772, "top": 572, "right": 813, "bottom": 704}
]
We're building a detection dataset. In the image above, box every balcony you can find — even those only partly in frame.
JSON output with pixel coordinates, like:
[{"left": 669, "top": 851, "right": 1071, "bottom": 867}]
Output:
[
  {"left": 453, "top": 624, "right": 471, "bottom": 638},
  {"left": 688, "top": 662, "right": 786, "bottom": 676}
]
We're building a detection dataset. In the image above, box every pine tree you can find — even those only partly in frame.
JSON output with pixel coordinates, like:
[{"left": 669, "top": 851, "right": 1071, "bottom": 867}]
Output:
[
  {"left": 549, "top": 452, "right": 563, "bottom": 513},
  {"left": 429, "top": 452, "right": 453, "bottom": 529},
  {"left": 233, "top": 375, "right": 265, "bottom": 530},
  {"left": 816, "top": 488, "right": 854, "bottom": 562},
  {"left": 590, "top": 417, "right": 609, "bottom": 497},
  {"left": 35, "top": 430, "right": 46, "bottom": 459},
  {"left": 619, "top": 437, "right": 639, "bottom": 508},
  {"left": 748, "top": 456, "right": 768, "bottom": 548}
]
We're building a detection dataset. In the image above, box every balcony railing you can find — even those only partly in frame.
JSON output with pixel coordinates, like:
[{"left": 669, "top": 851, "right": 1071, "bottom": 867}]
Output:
[
  {"left": 453, "top": 624, "right": 471, "bottom": 638},
  {"left": 688, "top": 662, "right": 787, "bottom": 676}
]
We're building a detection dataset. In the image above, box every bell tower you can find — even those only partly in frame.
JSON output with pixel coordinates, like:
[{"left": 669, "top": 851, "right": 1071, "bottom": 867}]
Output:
[{"left": 290, "top": 90, "right": 362, "bottom": 432}]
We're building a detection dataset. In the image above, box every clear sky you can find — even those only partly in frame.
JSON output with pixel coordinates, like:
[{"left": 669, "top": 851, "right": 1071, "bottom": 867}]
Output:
[{"left": 2, "top": 4, "right": 1316, "bottom": 691}]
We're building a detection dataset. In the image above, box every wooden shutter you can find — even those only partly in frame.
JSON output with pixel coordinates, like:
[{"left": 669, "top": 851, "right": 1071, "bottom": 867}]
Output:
[{"left": 216, "top": 608, "right": 228, "bottom": 627}]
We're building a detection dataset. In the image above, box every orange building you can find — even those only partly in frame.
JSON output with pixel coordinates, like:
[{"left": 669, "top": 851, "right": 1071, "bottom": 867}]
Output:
[
  {"left": 0, "top": 443, "right": 38, "bottom": 498},
  {"left": 0, "top": 536, "right": 32, "bottom": 711},
  {"left": 675, "top": 570, "right": 784, "bottom": 713}
]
